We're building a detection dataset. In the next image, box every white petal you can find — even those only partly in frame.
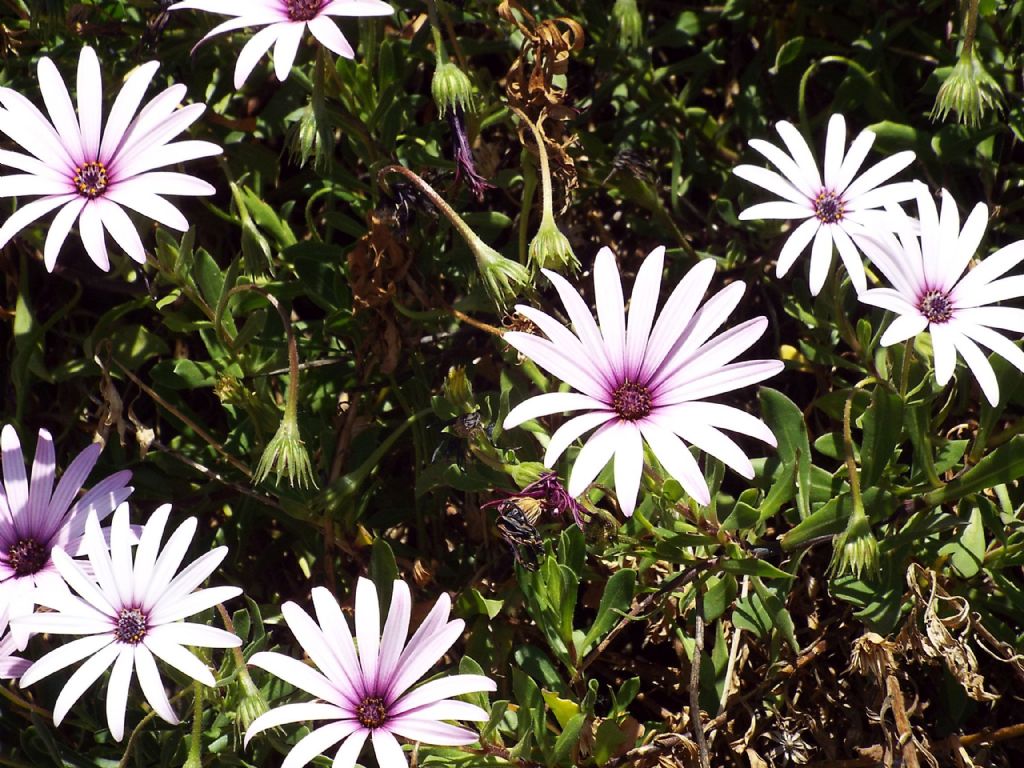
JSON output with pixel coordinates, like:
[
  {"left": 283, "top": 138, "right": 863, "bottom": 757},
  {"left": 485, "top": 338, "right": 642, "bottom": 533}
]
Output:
[
  {"left": 641, "top": 258, "right": 716, "bottom": 381},
  {"left": 106, "top": 646, "right": 135, "bottom": 742},
  {"left": 273, "top": 21, "right": 306, "bottom": 82},
  {"left": 355, "top": 577, "right": 381, "bottom": 688},
  {"left": 747, "top": 137, "right": 817, "bottom": 198},
  {"left": 76, "top": 47, "right": 103, "bottom": 160},
  {"left": 249, "top": 651, "right": 348, "bottom": 707},
  {"left": 387, "top": 717, "right": 481, "bottom": 746},
  {"left": 624, "top": 246, "right": 665, "bottom": 380},
  {"left": 822, "top": 114, "right": 846, "bottom": 190},
  {"left": 775, "top": 218, "right": 820, "bottom": 279},
  {"left": 951, "top": 330, "right": 999, "bottom": 406},
  {"left": 245, "top": 703, "right": 352, "bottom": 746},
  {"left": 878, "top": 312, "right": 929, "bottom": 346},
  {"left": 612, "top": 423, "right": 644, "bottom": 516},
  {"left": 831, "top": 225, "right": 867, "bottom": 293},
  {"left": 390, "top": 674, "right": 497, "bottom": 717},
  {"left": 733, "top": 164, "right": 806, "bottom": 206},
  {"left": 78, "top": 201, "right": 110, "bottom": 271},
  {"left": 774, "top": 121, "right": 822, "bottom": 191},
  {"left": 332, "top": 729, "right": 369, "bottom": 768},
  {"left": 503, "top": 392, "right": 607, "bottom": 429},
  {"left": 377, "top": 581, "right": 411, "bottom": 690},
  {"left": 503, "top": 331, "right": 610, "bottom": 400},
  {"left": 808, "top": 224, "right": 834, "bottom": 295},
  {"left": 371, "top": 729, "right": 408, "bottom": 768},
  {"left": 133, "top": 643, "right": 178, "bottom": 726},
  {"left": 99, "top": 61, "right": 160, "bottom": 164},
  {"left": 308, "top": 16, "right": 355, "bottom": 58},
  {"left": 842, "top": 151, "right": 917, "bottom": 202},
  {"left": 738, "top": 201, "right": 813, "bottom": 220},
  {"left": 942, "top": 201, "right": 988, "bottom": 292},
  {"left": 593, "top": 246, "right": 627, "bottom": 377},
  {"left": 281, "top": 600, "right": 359, "bottom": 704},
  {"left": 144, "top": 634, "right": 215, "bottom": 686},
  {"left": 566, "top": 422, "right": 622, "bottom": 498},
  {"left": 833, "top": 127, "right": 876, "bottom": 194},
  {"left": 235, "top": 24, "right": 284, "bottom": 89},
  {"left": 147, "top": 622, "right": 240, "bottom": 649},
  {"left": 44, "top": 196, "right": 87, "bottom": 271},
  {"left": 544, "top": 410, "right": 617, "bottom": 466},
  {"left": 51, "top": 642, "right": 120, "bottom": 727},
  {"left": 930, "top": 322, "right": 957, "bottom": 386},
  {"left": 18, "top": 633, "right": 114, "bottom": 687},
  {"left": 0, "top": 195, "right": 77, "bottom": 250},
  {"left": 638, "top": 420, "right": 709, "bottom": 506},
  {"left": 284, "top": 721, "right": 365, "bottom": 768}
]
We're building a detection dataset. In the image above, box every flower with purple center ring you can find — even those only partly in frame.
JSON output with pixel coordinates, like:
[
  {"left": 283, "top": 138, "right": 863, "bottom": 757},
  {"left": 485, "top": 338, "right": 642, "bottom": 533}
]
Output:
[
  {"left": 15, "top": 504, "right": 242, "bottom": 742},
  {"left": 502, "top": 245, "right": 784, "bottom": 515},
  {"left": 245, "top": 578, "right": 496, "bottom": 768},
  {"left": 168, "top": 0, "right": 395, "bottom": 89},
  {"left": 854, "top": 183, "right": 1024, "bottom": 406},
  {"left": 0, "top": 424, "right": 132, "bottom": 649},
  {"left": 733, "top": 113, "right": 918, "bottom": 295},
  {"left": 0, "top": 46, "right": 221, "bottom": 271}
]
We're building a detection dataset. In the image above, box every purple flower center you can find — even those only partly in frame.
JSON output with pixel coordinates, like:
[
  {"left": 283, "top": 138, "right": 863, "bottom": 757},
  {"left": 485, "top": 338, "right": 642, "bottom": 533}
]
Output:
[
  {"left": 813, "top": 190, "right": 844, "bottom": 224},
  {"left": 356, "top": 695, "right": 388, "bottom": 729},
  {"left": 612, "top": 381, "right": 652, "bottom": 421},
  {"left": 7, "top": 538, "right": 48, "bottom": 577},
  {"left": 114, "top": 608, "right": 148, "bottom": 645},
  {"left": 73, "top": 161, "right": 109, "bottom": 198},
  {"left": 919, "top": 289, "right": 953, "bottom": 324},
  {"left": 286, "top": 0, "right": 324, "bottom": 21}
]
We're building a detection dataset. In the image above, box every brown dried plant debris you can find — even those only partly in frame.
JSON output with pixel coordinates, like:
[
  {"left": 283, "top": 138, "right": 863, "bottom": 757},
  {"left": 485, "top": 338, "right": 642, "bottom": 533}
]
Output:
[
  {"left": 347, "top": 210, "right": 433, "bottom": 374},
  {"left": 897, "top": 564, "right": 998, "bottom": 704},
  {"left": 498, "top": 0, "right": 583, "bottom": 209}
]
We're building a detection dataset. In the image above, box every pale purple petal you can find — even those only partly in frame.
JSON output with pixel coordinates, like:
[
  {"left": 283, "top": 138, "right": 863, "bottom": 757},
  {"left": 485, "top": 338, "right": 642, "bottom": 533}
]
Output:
[
  {"left": 157, "top": 546, "right": 230, "bottom": 607},
  {"left": 308, "top": 16, "right": 355, "bottom": 58},
  {"left": 0, "top": 89, "right": 76, "bottom": 171},
  {"left": 235, "top": 24, "right": 284, "bottom": 88},
  {"left": 544, "top": 410, "right": 617, "bottom": 466},
  {"left": 249, "top": 651, "right": 349, "bottom": 707},
  {"left": 129, "top": 504, "right": 171, "bottom": 604},
  {"left": 954, "top": 306, "right": 1024, "bottom": 333},
  {"left": 78, "top": 201, "right": 110, "bottom": 271},
  {"left": 273, "top": 21, "right": 306, "bottom": 82},
  {"left": 656, "top": 360, "right": 784, "bottom": 405},
  {"left": 661, "top": 402, "right": 777, "bottom": 446},
  {"left": 830, "top": 225, "right": 867, "bottom": 294},
  {"left": 333, "top": 729, "right": 370, "bottom": 768},
  {"left": 671, "top": 420, "right": 754, "bottom": 478},
  {"left": 502, "top": 332, "right": 610, "bottom": 400},
  {"left": 372, "top": 730, "right": 408, "bottom": 768},
  {"left": 245, "top": 702, "right": 353, "bottom": 747},
  {"left": 149, "top": 585, "right": 242, "bottom": 625},
  {"left": 542, "top": 268, "right": 616, "bottom": 373},
  {"left": 323, "top": 0, "right": 395, "bottom": 14},
  {"left": 0, "top": 195, "right": 77, "bottom": 250},
  {"left": 281, "top": 600, "right": 359, "bottom": 705},
  {"left": 104, "top": 186, "right": 189, "bottom": 230},
  {"left": 76, "top": 47, "right": 103, "bottom": 160},
  {"left": 99, "top": 61, "right": 160, "bottom": 164},
  {"left": 950, "top": 329, "right": 999, "bottom": 405},
  {"left": 142, "top": 516, "right": 198, "bottom": 610},
  {"left": 385, "top": 620, "right": 464, "bottom": 702},
  {"left": 377, "top": 580, "right": 411, "bottom": 690},
  {"left": 311, "top": 586, "right": 364, "bottom": 693},
  {"left": 95, "top": 198, "right": 145, "bottom": 263},
  {"left": 624, "top": 246, "right": 664, "bottom": 379},
  {"left": 593, "top": 247, "right": 627, "bottom": 377},
  {"left": 612, "top": 423, "right": 644, "bottom": 516},
  {"left": 503, "top": 392, "right": 608, "bottom": 429},
  {"left": 513, "top": 305, "right": 610, "bottom": 391},
  {"left": 393, "top": 699, "right": 489, "bottom": 722},
  {"left": 956, "top": 321, "right": 1024, "bottom": 375},
  {"left": 1, "top": 426, "right": 28, "bottom": 530},
  {"left": 638, "top": 420, "right": 709, "bottom": 506},
  {"left": 282, "top": 722, "right": 367, "bottom": 768},
  {"left": 387, "top": 718, "right": 481, "bottom": 746},
  {"left": 954, "top": 241, "right": 1024, "bottom": 300},
  {"left": 391, "top": 674, "right": 498, "bottom": 717},
  {"left": 641, "top": 258, "right": 716, "bottom": 380},
  {"left": 355, "top": 577, "right": 381, "bottom": 689},
  {"left": 44, "top": 196, "right": 87, "bottom": 271},
  {"left": 0, "top": 173, "right": 74, "bottom": 198},
  {"left": 52, "top": 543, "right": 116, "bottom": 617}
]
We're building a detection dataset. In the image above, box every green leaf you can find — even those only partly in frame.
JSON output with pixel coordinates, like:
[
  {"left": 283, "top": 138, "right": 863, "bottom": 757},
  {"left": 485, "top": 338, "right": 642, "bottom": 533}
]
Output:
[
  {"left": 924, "top": 436, "right": 1024, "bottom": 507},
  {"left": 939, "top": 506, "right": 986, "bottom": 579},
  {"left": 860, "top": 388, "right": 904, "bottom": 487},
  {"left": 551, "top": 712, "right": 585, "bottom": 766},
  {"left": 759, "top": 388, "right": 812, "bottom": 519},
  {"left": 370, "top": 538, "right": 398, "bottom": 610},
  {"left": 582, "top": 568, "right": 636, "bottom": 654}
]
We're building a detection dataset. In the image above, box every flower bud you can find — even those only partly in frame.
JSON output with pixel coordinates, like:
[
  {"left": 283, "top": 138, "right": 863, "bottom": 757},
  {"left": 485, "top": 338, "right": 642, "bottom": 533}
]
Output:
[
  {"left": 931, "top": 46, "right": 1003, "bottom": 127},
  {"left": 613, "top": 0, "right": 643, "bottom": 50},
  {"left": 432, "top": 61, "right": 475, "bottom": 117},
  {"left": 443, "top": 367, "right": 476, "bottom": 414},
  {"left": 830, "top": 506, "right": 879, "bottom": 579},
  {"left": 254, "top": 411, "right": 317, "bottom": 489},
  {"left": 528, "top": 216, "right": 579, "bottom": 272}
]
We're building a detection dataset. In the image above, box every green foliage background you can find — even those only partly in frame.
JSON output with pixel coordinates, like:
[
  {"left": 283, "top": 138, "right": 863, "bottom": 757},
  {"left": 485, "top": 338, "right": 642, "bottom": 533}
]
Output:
[{"left": 2, "top": 0, "right": 1024, "bottom": 766}]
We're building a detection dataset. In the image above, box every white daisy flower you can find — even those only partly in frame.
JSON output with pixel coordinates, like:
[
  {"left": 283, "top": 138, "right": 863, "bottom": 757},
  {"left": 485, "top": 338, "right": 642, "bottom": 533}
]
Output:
[
  {"left": 15, "top": 504, "right": 242, "bottom": 741},
  {"left": 168, "top": 0, "right": 395, "bottom": 89},
  {"left": 854, "top": 183, "right": 1024, "bottom": 406},
  {"left": 0, "top": 46, "right": 221, "bottom": 271},
  {"left": 734, "top": 114, "right": 917, "bottom": 294}
]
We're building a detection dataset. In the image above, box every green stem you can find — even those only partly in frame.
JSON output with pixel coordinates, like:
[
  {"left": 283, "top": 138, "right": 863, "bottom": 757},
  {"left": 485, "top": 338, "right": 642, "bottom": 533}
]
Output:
[
  {"left": 516, "top": 110, "right": 557, "bottom": 229},
  {"left": 843, "top": 390, "right": 865, "bottom": 518},
  {"left": 961, "top": 0, "right": 980, "bottom": 54},
  {"left": 518, "top": 158, "right": 538, "bottom": 265},
  {"left": 426, "top": 0, "right": 449, "bottom": 64},
  {"left": 798, "top": 56, "right": 893, "bottom": 131},
  {"left": 898, "top": 338, "right": 913, "bottom": 398},
  {"left": 186, "top": 682, "right": 204, "bottom": 767}
]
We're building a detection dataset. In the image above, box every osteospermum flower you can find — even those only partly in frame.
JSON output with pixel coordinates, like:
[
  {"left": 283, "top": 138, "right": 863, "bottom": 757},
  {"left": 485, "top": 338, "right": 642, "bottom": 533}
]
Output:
[
  {"left": 854, "top": 184, "right": 1024, "bottom": 406},
  {"left": 245, "top": 579, "right": 495, "bottom": 768},
  {"left": 0, "top": 607, "right": 30, "bottom": 680},
  {"left": 0, "top": 46, "right": 220, "bottom": 271},
  {"left": 15, "top": 504, "right": 242, "bottom": 741},
  {"left": 0, "top": 425, "right": 132, "bottom": 648},
  {"left": 502, "top": 246, "right": 783, "bottom": 515},
  {"left": 168, "top": 0, "right": 395, "bottom": 89},
  {"left": 734, "top": 114, "right": 917, "bottom": 294}
]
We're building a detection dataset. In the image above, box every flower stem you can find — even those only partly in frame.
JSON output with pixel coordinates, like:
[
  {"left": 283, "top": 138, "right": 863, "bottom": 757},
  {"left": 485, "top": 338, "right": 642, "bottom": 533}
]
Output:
[{"left": 843, "top": 389, "right": 865, "bottom": 519}]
